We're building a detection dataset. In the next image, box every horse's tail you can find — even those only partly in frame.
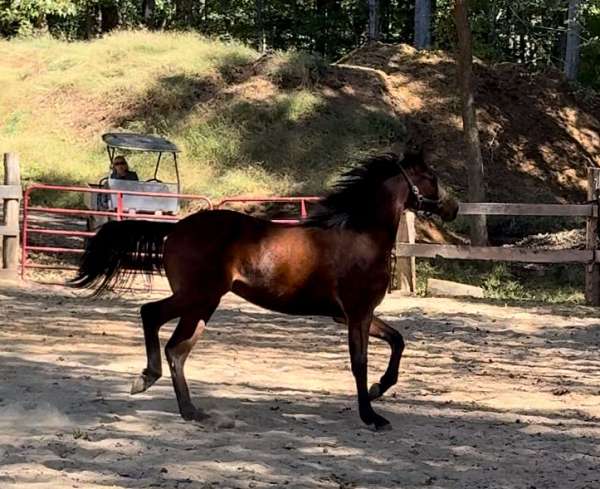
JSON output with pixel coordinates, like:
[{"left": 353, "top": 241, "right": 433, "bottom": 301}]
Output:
[{"left": 70, "top": 219, "right": 176, "bottom": 295}]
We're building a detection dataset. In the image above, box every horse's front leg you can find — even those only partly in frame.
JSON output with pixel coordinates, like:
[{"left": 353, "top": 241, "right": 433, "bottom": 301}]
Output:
[
  {"left": 334, "top": 315, "right": 405, "bottom": 401},
  {"left": 347, "top": 314, "right": 391, "bottom": 431},
  {"left": 367, "top": 316, "right": 405, "bottom": 401}
]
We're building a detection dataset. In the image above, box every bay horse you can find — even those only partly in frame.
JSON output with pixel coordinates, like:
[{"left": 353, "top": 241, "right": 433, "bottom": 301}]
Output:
[{"left": 72, "top": 151, "right": 458, "bottom": 430}]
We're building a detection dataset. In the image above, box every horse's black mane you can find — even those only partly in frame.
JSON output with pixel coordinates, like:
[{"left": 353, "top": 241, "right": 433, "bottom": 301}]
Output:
[{"left": 303, "top": 152, "right": 416, "bottom": 229}]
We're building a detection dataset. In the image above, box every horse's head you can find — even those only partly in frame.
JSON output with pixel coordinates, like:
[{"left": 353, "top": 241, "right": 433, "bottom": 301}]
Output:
[
  {"left": 399, "top": 150, "right": 459, "bottom": 222},
  {"left": 304, "top": 151, "right": 458, "bottom": 231}
]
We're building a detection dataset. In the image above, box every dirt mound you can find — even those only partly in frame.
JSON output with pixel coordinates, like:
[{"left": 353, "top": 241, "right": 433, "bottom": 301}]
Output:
[
  {"left": 340, "top": 42, "right": 600, "bottom": 205},
  {"left": 240, "top": 45, "right": 600, "bottom": 242}
]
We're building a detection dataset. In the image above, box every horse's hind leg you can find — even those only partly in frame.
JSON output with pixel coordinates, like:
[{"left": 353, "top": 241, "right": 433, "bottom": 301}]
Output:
[
  {"left": 165, "top": 300, "right": 220, "bottom": 422},
  {"left": 367, "top": 316, "right": 405, "bottom": 401},
  {"left": 131, "top": 296, "right": 182, "bottom": 395}
]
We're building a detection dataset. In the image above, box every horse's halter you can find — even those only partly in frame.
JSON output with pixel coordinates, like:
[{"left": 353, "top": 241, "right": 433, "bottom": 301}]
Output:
[{"left": 397, "top": 164, "right": 441, "bottom": 213}]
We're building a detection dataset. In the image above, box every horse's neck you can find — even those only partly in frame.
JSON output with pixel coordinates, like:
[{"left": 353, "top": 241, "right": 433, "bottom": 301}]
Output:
[{"left": 361, "top": 200, "right": 405, "bottom": 250}]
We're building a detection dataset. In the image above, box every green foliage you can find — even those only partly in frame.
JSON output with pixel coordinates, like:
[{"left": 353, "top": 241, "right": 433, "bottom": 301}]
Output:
[
  {"left": 482, "top": 264, "right": 529, "bottom": 300},
  {"left": 1, "top": 0, "right": 599, "bottom": 89},
  {"left": 436, "top": 1, "right": 564, "bottom": 64},
  {"left": 264, "top": 50, "right": 327, "bottom": 88},
  {"left": 417, "top": 259, "right": 585, "bottom": 304},
  {"left": 0, "top": 0, "right": 77, "bottom": 37},
  {"left": 580, "top": 3, "right": 600, "bottom": 89},
  {"left": 433, "top": 0, "right": 600, "bottom": 89}
]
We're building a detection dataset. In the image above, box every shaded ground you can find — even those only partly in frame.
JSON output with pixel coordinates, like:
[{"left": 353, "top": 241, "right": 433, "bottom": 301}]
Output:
[{"left": 0, "top": 283, "right": 599, "bottom": 488}]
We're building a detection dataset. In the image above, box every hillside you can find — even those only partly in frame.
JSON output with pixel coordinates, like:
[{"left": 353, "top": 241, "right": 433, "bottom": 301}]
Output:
[
  {"left": 1, "top": 32, "right": 599, "bottom": 225},
  {"left": 0, "top": 31, "right": 404, "bottom": 207}
]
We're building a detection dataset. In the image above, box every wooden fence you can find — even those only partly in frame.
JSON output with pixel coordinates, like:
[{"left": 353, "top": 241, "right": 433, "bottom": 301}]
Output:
[
  {"left": 394, "top": 168, "right": 600, "bottom": 305},
  {"left": 1, "top": 153, "right": 21, "bottom": 279},
  {"left": 4, "top": 150, "right": 600, "bottom": 302}
]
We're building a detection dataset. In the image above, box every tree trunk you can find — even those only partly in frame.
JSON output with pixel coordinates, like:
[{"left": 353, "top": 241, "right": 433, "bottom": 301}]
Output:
[
  {"left": 85, "top": 4, "right": 102, "bottom": 39},
  {"left": 184, "top": 0, "right": 194, "bottom": 23},
  {"left": 414, "top": 0, "right": 432, "bottom": 49},
  {"left": 101, "top": 4, "right": 119, "bottom": 32},
  {"left": 175, "top": 0, "right": 193, "bottom": 24},
  {"left": 379, "top": 0, "right": 391, "bottom": 38},
  {"left": 564, "top": 0, "right": 582, "bottom": 81},
  {"left": 453, "top": 0, "right": 487, "bottom": 246},
  {"left": 143, "top": 0, "right": 156, "bottom": 26},
  {"left": 315, "top": 0, "right": 327, "bottom": 53},
  {"left": 256, "top": 0, "right": 266, "bottom": 52},
  {"left": 368, "top": 0, "right": 381, "bottom": 41}
]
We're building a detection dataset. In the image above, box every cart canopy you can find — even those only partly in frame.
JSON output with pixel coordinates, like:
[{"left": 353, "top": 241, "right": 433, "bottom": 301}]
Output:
[{"left": 102, "top": 133, "right": 180, "bottom": 153}]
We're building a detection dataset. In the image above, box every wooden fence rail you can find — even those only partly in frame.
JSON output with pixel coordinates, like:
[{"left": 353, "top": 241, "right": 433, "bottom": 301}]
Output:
[
  {"left": 3, "top": 150, "right": 599, "bottom": 302},
  {"left": 394, "top": 167, "right": 600, "bottom": 305},
  {"left": 1, "top": 153, "right": 21, "bottom": 279},
  {"left": 458, "top": 202, "right": 597, "bottom": 217}
]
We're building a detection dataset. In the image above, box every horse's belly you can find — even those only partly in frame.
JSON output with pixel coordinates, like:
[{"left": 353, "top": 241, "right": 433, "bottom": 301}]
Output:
[{"left": 231, "top": 280, "right": 340, "bottom": 317}]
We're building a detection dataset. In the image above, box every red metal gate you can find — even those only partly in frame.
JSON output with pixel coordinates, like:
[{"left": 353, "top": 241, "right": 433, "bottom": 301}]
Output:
[{"left": 22, "top": 184, "right": 319, "bottom": 281}]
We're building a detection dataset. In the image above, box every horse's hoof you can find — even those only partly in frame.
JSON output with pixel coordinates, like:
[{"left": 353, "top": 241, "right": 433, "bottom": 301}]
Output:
[
  {"left": 368, "top": 383, "right": 382, "bottom": 400},
  {"left": 181, "top": 408, "right": 211, "bottom": 423},
  {"left": 368, "top": 413, "right": 392, "bottom": 432},
  {"left": 130, "top": 371, "right": 160, "bottom": 395},
  {"left": 375, "top": 421, "right": 393, "bottom": 432},
  {"left": 216, "top": 417, "right": 235, "bottom": 429}
]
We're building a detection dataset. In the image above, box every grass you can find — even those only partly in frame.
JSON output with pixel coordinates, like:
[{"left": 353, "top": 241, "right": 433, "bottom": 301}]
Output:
[
  {"left": 263, "top": 50, "right": 328, "bottom": 88},
  {"left": 3, "top": 31, "right": 582, "bottom": 304},
  {"left": 416, "top": 259, "right": 585, "bottom": 304},
  {"left": 0, "top": 30, "right": 405, "bottom": 206},
  {"left": 0, "top": 31, "right": 258, "bottom": 203}
]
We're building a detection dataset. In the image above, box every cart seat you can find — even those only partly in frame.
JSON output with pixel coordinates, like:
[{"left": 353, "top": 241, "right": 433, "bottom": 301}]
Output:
[{"left": 107, "top": 179, "right": 179, "bottom": 214}]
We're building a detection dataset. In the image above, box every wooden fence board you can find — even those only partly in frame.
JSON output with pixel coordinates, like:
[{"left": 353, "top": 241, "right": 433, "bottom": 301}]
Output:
[
  {"left": 585, "top": 169, "right": 600, "bottom": 305},
  {"left": 458, "top": 202, "right": 595, "bottom": 217},
  {"left": 2, "top": 153, "right": 21, "bottom": 272},
  {"left": 0, "top": 225, "right": 19, "bottom": 237},
  {"left": 0, "top": 185, "right": 21, "bottom": 200},
  {"left": 395, "top": 244, "right": 593, "bottom": 264}
]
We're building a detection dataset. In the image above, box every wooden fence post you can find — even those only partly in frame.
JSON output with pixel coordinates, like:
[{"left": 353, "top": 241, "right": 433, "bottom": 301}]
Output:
[
  {"left": 585, "top": 167, "right": 600, "bottom": 306},
  {"left": 394, "top": 210, "right": 416, "bottom": 294},
  {"left": 2, "top": 153, "right": 21, "bottom": 277}
]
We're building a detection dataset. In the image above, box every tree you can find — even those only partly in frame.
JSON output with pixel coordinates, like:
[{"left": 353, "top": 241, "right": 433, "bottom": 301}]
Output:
[
  {"left": 565, "top": 0, "right": 583, "bottom": 80},
  {"left": 414, "top": 0, "right": 432, "bottom": 48},
  {"left": 143, "top": 0, "right": 155, "bottom": 26},
  {"left": 256, "top": 0, "right": 266, "bottom": 52},
  {"left": 453, "top": 0, "right": 488, "bottom": 246},
  {"left": 85, "top": 1, "right": 102, "bottom": 39},
  {"left": 175, "top": 0, "right": 193, "bottom": 24},
  {"left": 368, "top": 0, "right": 381, "bottom": 41}
]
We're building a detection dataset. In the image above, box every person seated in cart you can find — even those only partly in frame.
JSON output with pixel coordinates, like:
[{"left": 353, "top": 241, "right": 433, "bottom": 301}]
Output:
[{"left": 111, "top": 156, "right": 139, "bottom": 181}]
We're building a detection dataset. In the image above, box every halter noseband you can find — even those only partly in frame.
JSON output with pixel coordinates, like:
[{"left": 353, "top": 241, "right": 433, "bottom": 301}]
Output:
[{"left": 397, "top": 164, "right": 441, "bottom": 212}]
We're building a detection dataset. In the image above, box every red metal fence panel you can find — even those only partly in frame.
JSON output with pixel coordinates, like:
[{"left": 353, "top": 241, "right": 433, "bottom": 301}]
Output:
[{"left": 22, "top": 184, "right": 319, "bottom": 282}]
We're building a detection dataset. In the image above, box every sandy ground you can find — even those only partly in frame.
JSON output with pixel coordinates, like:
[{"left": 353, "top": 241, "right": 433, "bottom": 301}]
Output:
[{"left": 0, "top": 281, "right": 599, "bottom": 489}]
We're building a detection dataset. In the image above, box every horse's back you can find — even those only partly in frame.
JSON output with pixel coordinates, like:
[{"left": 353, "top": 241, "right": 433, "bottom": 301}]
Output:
[{"left": 162, "top": 209, "right": 342, "bottom": 315}]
